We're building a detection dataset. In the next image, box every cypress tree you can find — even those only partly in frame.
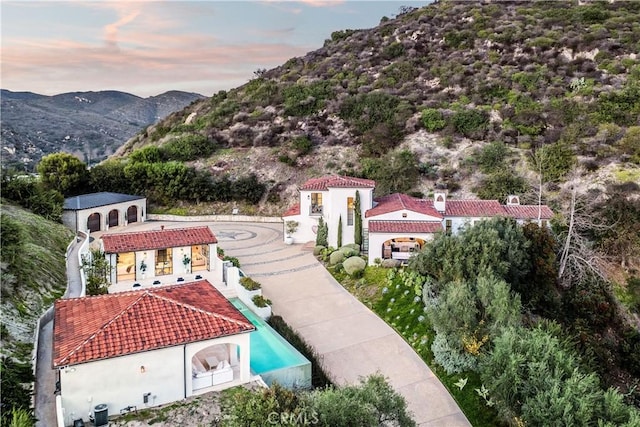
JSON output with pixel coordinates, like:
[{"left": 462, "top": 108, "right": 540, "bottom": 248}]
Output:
[
  {"left": 338, "top": 215, "right": 343, "bottom": 248},
  {"left": 354, "top": 190, "right": 362, "bottom": 248}
]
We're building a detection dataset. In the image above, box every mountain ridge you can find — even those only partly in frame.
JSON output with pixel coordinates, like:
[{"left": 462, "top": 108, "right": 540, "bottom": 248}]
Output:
[{"left": 0, "top": 89, "right": 205, "bottom": 170}]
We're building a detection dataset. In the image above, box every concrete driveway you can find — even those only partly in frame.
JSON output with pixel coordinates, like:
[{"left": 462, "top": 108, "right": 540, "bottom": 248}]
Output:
[{"left": 208, "top": 221, "right": 470, "bottom": 427}]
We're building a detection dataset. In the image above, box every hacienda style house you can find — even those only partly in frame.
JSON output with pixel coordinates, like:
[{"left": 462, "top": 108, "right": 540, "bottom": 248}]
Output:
[
  {"left": 63, "top": 192, "right": 147, "bottom": 234},
  {"left": 282, "top": 175, "right": 553, "bottom": 264},
  {"left": 53, "top": 281, "right": 255, "bottom": 424}
]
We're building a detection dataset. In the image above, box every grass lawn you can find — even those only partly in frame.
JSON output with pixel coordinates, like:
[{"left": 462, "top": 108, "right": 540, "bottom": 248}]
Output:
[{"left": 329, "top": 265, "right": 500, "bottom": 427}]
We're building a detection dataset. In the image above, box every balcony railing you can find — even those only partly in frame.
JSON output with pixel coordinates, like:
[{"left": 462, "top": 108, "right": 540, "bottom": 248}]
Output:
[{"left": 309, "top": 204, "right": 323, "bottom": 215}]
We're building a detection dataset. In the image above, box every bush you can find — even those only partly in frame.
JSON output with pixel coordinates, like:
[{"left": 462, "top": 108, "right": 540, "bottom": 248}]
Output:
[
  {"left": 431, "top": 333, "right": 477, "bottom": 374},
  {"left": 477, "top": 141, "right": 508, "bottom": 173},
  {"left": 343, "top": 256, "right": 366, "bottom": 276},
  {"left": 313, "top": 245, "right": 326, "bottom": 256},
  {"left": 240, "top": 276, "right": 261, "bottom": 291},
  {"left": 329, "top": 251, "right": 345, "bottom": 266},
  {"left": 338, "top": 246, "right": 359, "bottom": 258},
  {"left": 452, "top": 108, "right": 489, "bottom": 139},
  {"left": 475, "top": 170, "right": 528, "bottom": 202},
  {"left": 421, "top": 108, "right": 447, "bottom": 132},
  {"left": 381, "top": 259, "right": 402, "bottom": 268},
  {"left": 531, "top": 142, "right": 577, "bottom": 182},
  {"left": 252, "top": 294, "right": 272, "bottom": 307}
]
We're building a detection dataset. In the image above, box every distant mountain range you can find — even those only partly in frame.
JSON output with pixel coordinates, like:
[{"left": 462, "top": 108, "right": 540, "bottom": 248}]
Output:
[{"left": 0, "top": 89, "right": 205, "bottom": 170}]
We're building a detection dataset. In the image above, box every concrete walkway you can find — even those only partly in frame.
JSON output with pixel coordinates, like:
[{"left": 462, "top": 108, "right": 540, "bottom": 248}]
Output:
[
  {"left": 35, "top": 233, "right": 86, "bottom": 427},
  {"left": 209, "top": 221, "right": 470, "bottom": 427}
]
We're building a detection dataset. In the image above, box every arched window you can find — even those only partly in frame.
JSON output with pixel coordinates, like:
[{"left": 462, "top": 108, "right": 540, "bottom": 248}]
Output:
[
  {"left": 127, "top": 206, "right": 138, "bottom": 224},
  {"left": 108, "top": 210, "right": 119, "bottom": 227},
  {"left": 87, "top": 213, "right": 101, "bottom": 233}
]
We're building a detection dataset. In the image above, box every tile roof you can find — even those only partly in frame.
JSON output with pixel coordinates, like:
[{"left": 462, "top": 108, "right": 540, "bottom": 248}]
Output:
[
  {"left": 503, "top": 205, "right": 554, "bottom": 220},
  {"left": 299, "top": 175, "right": 376, "bottom": 191},
  {"left": 368, "top": 220, "right": 443, "bottom": 234},
  {"left": 63, "top": 192, "right": 144, "bottom": 210},
  {"left": 53, "top": 280, "right": 254, "bottom": 367},
  {"left": 101, "top": 226, "right": 217, "bottom": 253},
  {"left": 444, "top": 200, "right": 506, "bottom": 217},
  {"left": 366, "top": 193, "right": 443, "bottom": 219},
  {"left": 282, "top": 203, "right": 300, "bottom": 217}
]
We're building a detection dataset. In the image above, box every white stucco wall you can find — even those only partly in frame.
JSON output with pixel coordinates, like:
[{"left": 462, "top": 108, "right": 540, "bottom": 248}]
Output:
[
  {"left": 59, "top": 332, "right": 251, "bottom": 426},
  {"left": 288, "top": 187, "right": 373, "bottom": 247},
  {"left": 63, "top": 198, "right": 147, "bottom": 234},
  {"left": 364, "top": 210, "right": 442, "bottom": 225},
  {"left": 59, "top": 346, "right": 184, "bottom": 426}
]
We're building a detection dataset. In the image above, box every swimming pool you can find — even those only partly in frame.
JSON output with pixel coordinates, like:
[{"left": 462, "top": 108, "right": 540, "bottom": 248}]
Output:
[{"left": 230, "top": 298, "right": 311, "bottom": 388}]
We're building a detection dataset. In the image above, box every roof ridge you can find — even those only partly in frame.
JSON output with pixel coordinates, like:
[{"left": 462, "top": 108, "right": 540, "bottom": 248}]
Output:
[
  {"left": 150, "top": 291, "right": 254, "bottom": 330},
  {"left": 58, "top": 292, "right": 148, "bottom": 365}
]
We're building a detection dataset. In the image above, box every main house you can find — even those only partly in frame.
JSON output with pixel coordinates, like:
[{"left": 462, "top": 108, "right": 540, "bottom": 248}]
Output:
[
  {"left": 53, "top": 280, "right": 255, "bottom": 427},
  {"left": 282, "top": 176, "right": 553, "bottom": 264}
]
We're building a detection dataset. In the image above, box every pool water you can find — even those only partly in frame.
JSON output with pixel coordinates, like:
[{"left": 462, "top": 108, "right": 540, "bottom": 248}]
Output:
[{"left": 230, "top": 299, "right": 309, "bottom": 374}]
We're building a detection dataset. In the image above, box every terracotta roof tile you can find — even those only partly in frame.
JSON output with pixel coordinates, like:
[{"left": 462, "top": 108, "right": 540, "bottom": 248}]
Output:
[
  {"left": 102, "top": 226, "right": 217, "bottom": 253},
  {"left": 282, "top": 203, "right": 300, "bottom": 217},
  {"left": 366, "top": 193, "right": 443, "bottom": 219},
  {"left": 503, "top": 205, "right": 554, "bottom": 220},
  {"left": 368, "top": 220, "right": 443, "bottom": 233},
  {"left": 299, "top": 175, "right": 376, "bottom": 191},
  {"left": 444, "top": 200, "right": 506, "bottom": 217},
  {"left": 53, "top": 280, "right": 254, "bottom": 367}
]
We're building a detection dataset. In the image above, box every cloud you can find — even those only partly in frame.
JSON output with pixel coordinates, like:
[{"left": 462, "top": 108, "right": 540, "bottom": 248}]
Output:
[{"left": 103, "top": 9, "right": 140, "bottom": 50}]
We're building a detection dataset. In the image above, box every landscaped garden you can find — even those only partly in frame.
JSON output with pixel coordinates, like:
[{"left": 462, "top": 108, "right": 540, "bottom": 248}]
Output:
[{"left": 329, "top": 265, "right": 499, "bottom": 426}]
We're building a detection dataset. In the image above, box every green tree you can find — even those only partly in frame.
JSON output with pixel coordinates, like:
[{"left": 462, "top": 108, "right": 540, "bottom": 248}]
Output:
[
  {"left": 409, "top": 217, "right": 531, "bottom": 286},
  {"left": 316, "top": 217, "right": 328, "bottom": 247},
  {"left": 362, "top": 150, "right": 419, "bottom": 196},
  {"left": 0, "top": 357, "right": 35, "bottom": 426},
  {"left": 529, "top": 142, "right": 576, "bottom": 183},
  {"left": 36, "top": 152, "right": 89, "bottom": 196},
  {"left": 337, "top": 215, "right": 343, "bottom": 248},
  {"left": 129, "top": 145, "right": 163, "bottom": 164},
  {"left": 221, "top": 383, "right": 304, "bottom": 427},
  {"left": 477, "top": 141, "right": 508, "bottom": 173},
  {"left": 1, "top": 175, "right": 63, "bottom": 222},
  {"left": 475, "top": 170, "right": 528, "bottom": 202},
  {"left": 481, "top": 325, "right": 640, "bottom": 426},
  {"left": 81, "top": 249, "right": 111, "bottom": 295},
  {"left": 354, "top": 191, "right": 362, "bottom": 248},
  {"left": 89, "top": 160, "right": 131, "bottom": 193}
]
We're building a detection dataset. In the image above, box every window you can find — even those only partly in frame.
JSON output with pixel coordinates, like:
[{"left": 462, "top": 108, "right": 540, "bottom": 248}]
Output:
[
  {"left": 445, "top": 219, "right": 452, "bottom": 234},
  {"left": 347, "top": 197, "right": 354, "bottom": 225},
  {"left": 155, "top": 248, "right": 173, "bottom": 275},
  {"left": 310, "top": 193, "right": 323, "bottom": 215}
]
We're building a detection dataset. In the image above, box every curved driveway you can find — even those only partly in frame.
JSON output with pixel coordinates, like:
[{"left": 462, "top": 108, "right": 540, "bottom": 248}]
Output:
[{"left": 208, "top": 221, "right": 470, "bottom": 427}]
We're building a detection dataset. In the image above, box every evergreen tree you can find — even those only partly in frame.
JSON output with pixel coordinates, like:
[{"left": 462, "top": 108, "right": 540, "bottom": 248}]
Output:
[
  {"left": 354, "top": 190, "right": 362, "bottom": 248},
  {"left": 337, "top": 215, "right": 343, "bottom": 248},
  {"left": 316, "top": 217, "right": 328, "bottom": 247}
]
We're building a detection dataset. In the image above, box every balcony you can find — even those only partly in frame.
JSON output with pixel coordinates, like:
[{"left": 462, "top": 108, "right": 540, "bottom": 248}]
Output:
[{"left": 309, "top": 204, "right": 323, "bottom": 215}]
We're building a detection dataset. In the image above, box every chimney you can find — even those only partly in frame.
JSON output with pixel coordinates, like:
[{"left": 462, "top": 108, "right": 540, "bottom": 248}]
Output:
[
  {"left": 506, "top": 195, "right": 520, "bottom": 206},
  {"left": 434, "top": 192, "right": 446, "bottom": 212}
]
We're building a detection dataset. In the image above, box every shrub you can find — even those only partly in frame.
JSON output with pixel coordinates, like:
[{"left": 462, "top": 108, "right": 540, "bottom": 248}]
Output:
[
  {"left": 313, "top": 245, "right": 326, "bottom": 256},
  {"left": 343, "top": 243, "right": 361, "bottom": 252},
  {"left": 452, "top": 108, "right": 489, "bottom": 139},
  {"left": 161, "top": 134, "right": 215, "bottom": 161},
  {"left": 240, "top": 276, "right": 261, "bottom": 291},
  {"left": 530, "top": 142, "right": 577, "bottom": 182},
  {"left": 618, "top": 126, "right": 640, "bottom": 164},
  {"left": 420, "top": 108, "right": 447, "bottom": 132},
  {"left": 338, "top": 246, "right": 359, "bottom": 258},
  {"left": 329, "top": 250, "right": 345, "bottom": 265},
  {"left": 343, "top": 256, "right": 366, "bottom": 276},
  {"left": 477, "top": 141, "right": 508, "bottom": 173},
  {"left": 381, "top": 259, "right": 402, "bottom": 268},
  {"left": 431, "top": 333, "right": 478, "bottom": 374},
  {"left": 252, "top": 294, "right": 272, "bottom": 307},
  {"left": 475, "top": 170, "right": 528, "bottom": 202}
]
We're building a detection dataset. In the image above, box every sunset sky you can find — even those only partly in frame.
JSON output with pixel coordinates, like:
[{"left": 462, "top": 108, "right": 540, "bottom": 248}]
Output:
[{"left": 2, "top": 1, "right": 429, "bottom": 98}]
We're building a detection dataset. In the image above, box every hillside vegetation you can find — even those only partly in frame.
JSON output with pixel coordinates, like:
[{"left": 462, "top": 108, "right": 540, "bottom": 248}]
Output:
[
  {"left": 0, "top": 203, "right": 73, "bottom": 423},
  {"left": 112, "top": 0, "right": 638, "bottom": 205}
]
